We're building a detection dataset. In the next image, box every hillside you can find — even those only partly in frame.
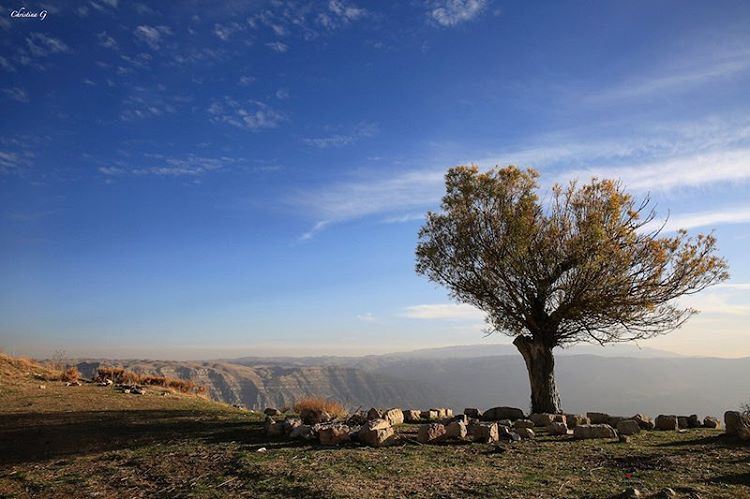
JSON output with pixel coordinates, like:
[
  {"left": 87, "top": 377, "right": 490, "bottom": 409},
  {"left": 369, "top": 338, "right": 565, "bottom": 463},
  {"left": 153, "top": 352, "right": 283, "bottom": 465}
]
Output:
[
  {"left": 1, "top": 352, "right": 749, "bottom": 498},
  {"left": 74, "top": 359, "right": 441, "bottom": 411}
]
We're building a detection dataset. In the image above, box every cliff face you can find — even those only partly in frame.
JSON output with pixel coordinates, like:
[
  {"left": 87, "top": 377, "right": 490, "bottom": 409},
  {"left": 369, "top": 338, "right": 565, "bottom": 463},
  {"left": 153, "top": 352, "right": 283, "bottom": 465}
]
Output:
[{"left": 75, "top": 360, "right": 440, "bottom": 410}]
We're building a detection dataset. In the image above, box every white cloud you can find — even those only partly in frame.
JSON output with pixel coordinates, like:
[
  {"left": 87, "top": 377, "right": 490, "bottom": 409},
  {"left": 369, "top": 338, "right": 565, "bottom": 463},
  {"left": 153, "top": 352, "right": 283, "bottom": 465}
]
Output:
[
  {"left": 403, "top": 303, "right": 485, "bottom": 320},
  {"left": 98, "top": 155, "right": 237, "bottom": 177},
  {"left": 266, "top": 41, "right": 289, "bottom": 53},
  {"left": 97, "top": 31, "right": 118, "bottom": 49},
  {"left": 300, "top": 220, "right": 330, "bottom": 241},
  {"left": 0, "top": 150, "right": 23, "bottom": 174},
  {"left": 303, "top": 122, "right": 378, "bottom": 148},
  {"left": 0, "top": 56, "right": 15, "bottom": 72},
  {"left": 2, "top": 87, "right": 29, "bottom": 103},
  {"left": 134, "top": 25, "right": 172, "bottom": 50},
  {"left": 275, "top": 88, "right": 290, "bottom": 100},
  {"left": 381, "top": 213, "right": 425, "bottom": 224},
  {"left": 680, "top": 287, "right": 750, "bottom": 316},
  {"left": 239, "top": 75, "right": 256, "bottom": 86},
  {"left": 209, "top": 98, "right": 286, "bottom": 131},
  {"left": 650, "top": 205, "right": 750, "bottom": 233},
  {"left": 26, "top": 33, "right": 70, "bottom": 57},
  {"left": 214, "top": 22, "right": 244, "bottom": 41},
  {"left": 587, "top": 48, "right": 750, "bottom": 102},
  {"left": 428, "top": 0, "right": 488, "bottom": 27},
  {"left": 357, "top": 312, "right": 376, "bottom": 322}
]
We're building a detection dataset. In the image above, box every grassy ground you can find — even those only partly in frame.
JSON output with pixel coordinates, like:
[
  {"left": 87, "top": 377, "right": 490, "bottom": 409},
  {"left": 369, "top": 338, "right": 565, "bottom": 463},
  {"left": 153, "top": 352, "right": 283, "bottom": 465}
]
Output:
[{"left": 1, "top": 359, "right": 748, "bottom": 498}]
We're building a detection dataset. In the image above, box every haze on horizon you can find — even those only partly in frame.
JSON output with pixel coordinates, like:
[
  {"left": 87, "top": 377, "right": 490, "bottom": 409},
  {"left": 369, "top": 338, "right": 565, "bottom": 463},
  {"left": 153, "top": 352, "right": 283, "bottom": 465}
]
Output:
[{"left": 1, "top": 1, "right": 749, "bottom": 361}]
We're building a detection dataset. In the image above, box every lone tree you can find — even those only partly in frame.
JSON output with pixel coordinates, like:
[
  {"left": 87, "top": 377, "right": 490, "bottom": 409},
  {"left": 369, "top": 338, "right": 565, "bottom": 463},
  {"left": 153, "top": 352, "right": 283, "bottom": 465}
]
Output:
[{"left": 416, "top": 165, "right": 729, "bottom": 414}]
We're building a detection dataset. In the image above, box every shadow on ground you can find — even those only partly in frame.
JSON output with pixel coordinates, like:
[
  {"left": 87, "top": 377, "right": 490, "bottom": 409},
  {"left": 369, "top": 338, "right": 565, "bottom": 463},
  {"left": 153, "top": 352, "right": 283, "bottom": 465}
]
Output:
[{"left": 0, "top": 410, "right": 282, "bottom": 465}]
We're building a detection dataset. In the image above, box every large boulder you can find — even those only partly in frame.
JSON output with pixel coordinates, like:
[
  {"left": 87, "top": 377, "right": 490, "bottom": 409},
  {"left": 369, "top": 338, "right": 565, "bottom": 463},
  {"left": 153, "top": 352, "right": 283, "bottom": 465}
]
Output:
[
  {"left": 265, "top": 417, "right": 284, "bottom": 437},
  {"left": 300, "top": 408, "right": 334, "bottom": 425},
  {"left": 319, "top": 424, "right": 351, "bottom": 446},
  {"left": 547, "top": 422, "right": 569, "bottom": 436},
  {"left": 282, "top": 418, "right": 303, "bottom": 435},
  {"left": 564, "top": 414, "right": 589, "bottom": 428},
  {"left": 289, "top": 424, "right": 316, "bottom": 440},
  {"left": 450, "top": 414, "right": 469, "bottom": 424},
  {"left": 517, "top": 427, "right": 535, "bottom": 439},
  {"left": 469, "top": 421, "right": 499, "bottom": 443},
  {"left": 530, "top": 413, "right": 556, "bottom": 427},
  {"left": 367, "top": 408, "right": 383, "bottom": 420},
  {"left": 346, "top": 412, "right": 367, "bottom": 426},
  {"left": 482, "top": 406, "right": 525, "bottom": 421},
  {"left": 498, "top": 425, "right": 521, "bottom": 442},
  {"left": 573, "top": 424, "right": 617, "bottom": 440},
  {"left": 514, "top": 419, "right": 535, "bottom": 430},
  {"left": 383, "top": 408, "right": 404, "bottom": 426},
  {"left": 418, "top": 423, "right": 446, "bottom": 444},
  {"left": 403, "top": 409, "right": 422, "bottom": 423},
  {"left": 358, "top": 419, "right": 396, "bottom": 447},
  {"left": 687, "top": 414, "right": 702, "bottom": 429},
  {"left": 421, "top": 409, "right": 439, "bottom": 421},
  {"left": 445, "top": 421, "right": 468, "bottom": 440},
  {"left": 607, "top": 416, "right": 625, "bottom": 427},
  {"left": 616, "top": 420, "right": 641, "bottom": 436},
  {"left": 655, "top": 415, "right": 679, "bottom": 431},
  {"left": 264, "top": 408, "right": 282, "bottom": 416},
  {"left": 703, "top": 416, "right": 721, "bottom": 429},
  {"left": 464, "top": 408, "right": 482, "bottom": 419},
  {"left": 739, "top": 426, "right": 750, "bottom": 442},
  {"left": 587, "top": 412, "right": 610, "bottom": 424},
  {"left": 631, "top": 414, "right": 654, "bottom": 430},
  {"left": 724, "top": 411, "right": 750, "bottom": 436},
  {"left": 677, "top": 416, "right": 689, "bottom": 429}
]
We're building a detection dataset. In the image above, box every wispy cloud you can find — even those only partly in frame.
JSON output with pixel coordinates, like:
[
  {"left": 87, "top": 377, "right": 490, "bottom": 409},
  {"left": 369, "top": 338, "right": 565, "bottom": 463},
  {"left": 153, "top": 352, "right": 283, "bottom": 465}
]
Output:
[
  {"left": 303, "top": 122, "right": 378, "bottom": 148},
  {"left": 0, "top": 56, "right": 15, "bottom": 72},
  {"left": 428, "top": 0, "right": 488, "bottom": 27},
  {"left": 208, "top": 97, "right": 286, "bottom": 131},
  {"left": 98, "top": 154, "right": 236, "bottom": 177},
  {"left": 2, "top": 87, "right": 29, "bottom": 103},
  {"left": 133, "top": 25, "right": 172, "bottom": 50},
  {"left": 300, "top": 221, "right": 331, "bottom": 241},
  {"left": 357, "top": 312, "right": 376, "bottom": 322},
  {"left": 680, "top": 286, "right": 750, "bottom": 316},
  {"left": 266, "top": 41, "right": 289, "bottom": 53},
  {"left": 26, "top": 33, "right": 70, "bottom": 57},
  {"left": 403, "top": 303, "right": 485, "bottom": 320},
  {"left": 652, "top": 205, "right": 750, "bottom": 233},
  {"left": 97, "top": 31, "right": 118, "bottom": 49},
  {"left": 587, "top": 48, "right": 750, "bottom": 102}
]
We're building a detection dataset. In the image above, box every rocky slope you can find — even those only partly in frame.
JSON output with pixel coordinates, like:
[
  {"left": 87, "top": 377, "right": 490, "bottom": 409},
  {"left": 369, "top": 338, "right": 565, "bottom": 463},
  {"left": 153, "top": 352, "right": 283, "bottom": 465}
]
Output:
[{"left": 75, "top": 360, "right": 441, "bottom": 410}]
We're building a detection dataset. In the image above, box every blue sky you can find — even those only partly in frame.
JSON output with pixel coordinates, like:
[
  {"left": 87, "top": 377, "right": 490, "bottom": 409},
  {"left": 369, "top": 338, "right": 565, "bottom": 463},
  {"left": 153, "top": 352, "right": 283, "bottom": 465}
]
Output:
[{"left": 1, "top": 0, "right": 749, "bottom": 359}]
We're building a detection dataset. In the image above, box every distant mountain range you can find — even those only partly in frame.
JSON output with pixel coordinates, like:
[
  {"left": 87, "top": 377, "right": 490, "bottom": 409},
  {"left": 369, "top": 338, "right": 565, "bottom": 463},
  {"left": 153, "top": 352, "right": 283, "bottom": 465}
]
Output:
[{"left": 75, "top": 344, "right": 749, "bottom": 418}]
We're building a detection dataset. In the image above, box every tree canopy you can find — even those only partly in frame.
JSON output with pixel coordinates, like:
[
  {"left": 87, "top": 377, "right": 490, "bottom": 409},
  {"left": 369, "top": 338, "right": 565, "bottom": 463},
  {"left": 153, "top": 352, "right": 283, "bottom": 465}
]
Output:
[{"left": 416, "top": 165, "right": 729, "bottom": 349}]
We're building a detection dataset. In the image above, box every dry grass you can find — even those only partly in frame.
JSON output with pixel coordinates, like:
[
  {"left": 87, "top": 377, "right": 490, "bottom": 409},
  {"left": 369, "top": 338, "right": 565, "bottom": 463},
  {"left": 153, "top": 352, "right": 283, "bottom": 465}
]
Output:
[
  {"left": 95, "top": 367, "right": 207, "bottom": 395},
  {"left": 294, "top": 396, "right": 348, "bottom": 419},
  {"left": 0, "top": 352, "right": 75, "bottom": 383}
]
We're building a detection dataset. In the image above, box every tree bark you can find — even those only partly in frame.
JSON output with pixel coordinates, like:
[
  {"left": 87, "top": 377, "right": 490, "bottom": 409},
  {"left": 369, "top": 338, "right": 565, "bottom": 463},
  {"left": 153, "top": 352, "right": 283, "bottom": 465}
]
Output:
[{"left": 513, "top": 335, "right": 561, "bottom": 414}]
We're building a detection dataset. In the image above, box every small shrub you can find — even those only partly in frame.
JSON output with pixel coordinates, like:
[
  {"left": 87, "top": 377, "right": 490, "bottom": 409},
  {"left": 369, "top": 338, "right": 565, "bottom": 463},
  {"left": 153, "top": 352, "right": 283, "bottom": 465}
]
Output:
[
  {"left": 94, "top": 367, "right": 205, "bottom": 395},
  {"left": 60, "top": 367, "right": 79, "bottom": 383},
  {"left": 294, "top": 396, "right": 347, "bottom": 419}
]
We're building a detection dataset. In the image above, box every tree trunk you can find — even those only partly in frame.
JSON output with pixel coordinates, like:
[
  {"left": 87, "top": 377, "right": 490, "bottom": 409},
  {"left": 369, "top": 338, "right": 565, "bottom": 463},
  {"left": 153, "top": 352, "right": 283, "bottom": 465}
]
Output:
[{"left": 513, "top": 335, "right": 561, "bottom": 414}]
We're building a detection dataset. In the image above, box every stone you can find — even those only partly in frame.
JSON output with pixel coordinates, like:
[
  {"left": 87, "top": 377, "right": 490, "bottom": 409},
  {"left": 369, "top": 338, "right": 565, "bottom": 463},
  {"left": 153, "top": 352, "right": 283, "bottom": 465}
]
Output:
[
  {"left": 265, "top": 417, "right": 284, "bottom": 437},
  {"left": 564, "top": 414, "right": 589, "bottom": 428},
  {"left": 450, "top": 414, "right": 468, "bottom": 424},
  {"left": 739, "top": 426, "right": 750, "bottom": 441},
  {"left": 517, "top": 427, "right": 535, "bottom": 439},
  {"left": 497, "top": 419, "right": 512, "bottom": 428},
  {"left": 587, "top": 412, "right": 610, "bottom": 424},
  {"left": 607, "top": 416, "right": 625, "bottom": 427},
  {"left": 383, "top": 408, "right": 404, "bottom": 426},
  {"left": 631, "top": 414, "right": 654, "bottom": 430},
  {"left": 131, "top": 387, "right": 145, "bottom": 395},
  {"left": 282, "top": 418, "right": 303, "bottom": 435},
  {"left": 687, "top": 414, "right": 702, "bottom": 428},
  {"left": 573, "top": 424, "right": 617, "bottom": 440},
  {"left": 403, "top": 410, "right": 422, "bottom": 423},
  {"left": 498, "top": 425, "right": 521, "bottom": 442},
  {"left": 300, "top": 408, "right": 333, "bottom": 425},
  {"left": 482, "top": 406, "right": 525, "bottom": 421},
  {"left": 358, "top": 419, "right": 396, "bottom": 447},
  {"left": 367, "top": 408, "right": 383, "bottom": 420},
  {"left": 547, "top": 421, "right": 568, "bottom": 435},
  {"left": 319, "top": 424, "right": 351, "bottom": 446},
  {"left": 616, "top": 420, "right": 641, "bottom": 436},
  {"left": 430, "top": 408, "right": 447, "bottom": 419},
  {"left": 346, "top": 412, "right": 368, "bottom": 426},
  {"left": 445, "top": 421, "right": 468, "bottom": 440},
  {"left": 514, "top": 419, "right": 535, "bottom": 430},
  {"left": 264, "top": 408, "right": 282, "bottom": 416},
  {"left": 725, "top": 411, "right": 743, "bottom": 435},
  {"left": 622, "top": 487, "right": 641, "bottom": 498},
  {"left": 289, "top": 424, "right": 316, "bottom": 440},
  {"left": 654, "top": 415, "right": 679, "bottom": 431},
  {"left": 418, "top": 423, "right": 446, "bottom": 444},
  {"left": 703, "top": 416, "right": 721, "bottom": 429},
  {"left": 530, "top": 413, "right": 555, "bottom": 427},
  {"left": 677, "top": 416, "right": 689, "bottom": 429},
  {"left": 469, "top": 422, "right": 499, "bottom": 443},
  {"left": 464, "top": 408, "right": 482, "bottom": 419},
  {"left": 619, "top": 434, "right": 630, "bottom": 443},
  {"left": 421, "top": 410, "right": 439, "bottom": 421}
]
